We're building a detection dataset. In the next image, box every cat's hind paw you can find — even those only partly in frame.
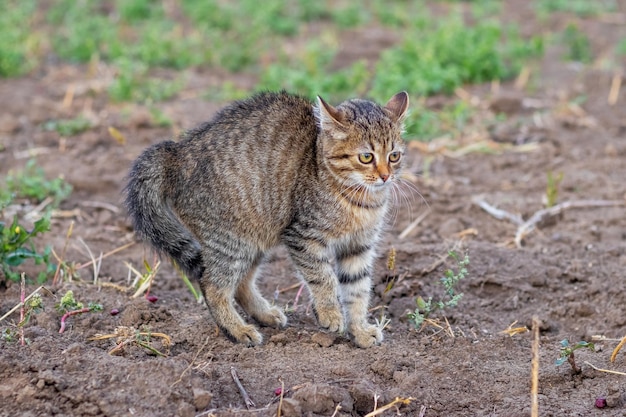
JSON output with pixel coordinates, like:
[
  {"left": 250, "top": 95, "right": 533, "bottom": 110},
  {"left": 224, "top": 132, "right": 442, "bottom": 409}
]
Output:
[{"left": 351, "top": 323, "right": 383, "bottom": 348}]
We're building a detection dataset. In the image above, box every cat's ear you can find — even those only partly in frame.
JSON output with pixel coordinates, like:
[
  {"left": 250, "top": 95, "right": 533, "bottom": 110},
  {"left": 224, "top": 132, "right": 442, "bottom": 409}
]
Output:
[
  {"left": 315, "top": 96, "right": 348, "bottom": 139},
  {"left": 384, "top": 91, "right": 409, "bottom": 123}
]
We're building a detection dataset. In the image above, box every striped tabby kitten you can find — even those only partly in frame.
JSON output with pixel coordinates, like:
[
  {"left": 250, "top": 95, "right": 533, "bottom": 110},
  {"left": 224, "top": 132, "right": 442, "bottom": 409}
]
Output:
[{"left": 125, "top": 91, "right": 409, "bottom": 348}]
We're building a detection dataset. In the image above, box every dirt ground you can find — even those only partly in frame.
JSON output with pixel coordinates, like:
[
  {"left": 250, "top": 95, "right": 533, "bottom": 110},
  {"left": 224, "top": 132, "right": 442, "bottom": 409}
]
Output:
[{"left": 1, "top": 3, "right": 626, "bottom": 417}]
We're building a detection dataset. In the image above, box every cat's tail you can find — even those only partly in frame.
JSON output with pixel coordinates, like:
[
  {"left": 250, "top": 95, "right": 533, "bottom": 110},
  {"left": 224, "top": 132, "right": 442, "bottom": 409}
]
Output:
[{"left": 124, "top": 141, "right": 205, "bottom": 280}]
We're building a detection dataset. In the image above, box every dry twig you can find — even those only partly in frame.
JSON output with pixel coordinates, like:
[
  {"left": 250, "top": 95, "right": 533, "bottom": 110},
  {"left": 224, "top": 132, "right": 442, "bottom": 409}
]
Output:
[
  {"left": 530, "top": 317, "right": 540, "bottom": 417},
  {"left": 398, "top": 209, "right": 431, "bottom": 239},
  {"left": 364, "top": 397, "right": 415, "bottom": 417},
  {"left": 584, "top": 361, "right": 626, "bottom": 376},
  {"left": 231, "top": 367, "right": 255, "bottom": 410},
  {"left": 611, "top": 335, "right": 626, "bottom": 363},
  {"left": 474, "top": 198, "right": 625, "bottom": 247},
  {"left": 0, "top": 286, "right": 50, "bottom": 323}
]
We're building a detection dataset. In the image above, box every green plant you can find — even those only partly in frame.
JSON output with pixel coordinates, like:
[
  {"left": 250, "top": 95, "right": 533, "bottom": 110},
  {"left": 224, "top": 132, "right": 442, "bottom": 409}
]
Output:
[
  {"left": 370, "top": 16, "right": 544, "bottom": 100},
  {"left": 257, "top": 40, "right": 370, "bottom": 102},
  {"left": 534, "top": 0, "right": 616, "bottom": 18},
  {"left": 556, "top": 339, "right": 595, "bottom": 373},
  {"left": 408, "top": 251, "right": 469, "bottom": 329},
  {"left": 108, "top": 59, "right": 184, "bottom": 103},
  {"left": 44, "top": 117, "right": 92, "bottom": 137},
  {"left": 56, "top": 290, "right": 103, "bottom": 333},
  {"left": 3, "top": 159, "right": 72, "bottom": 206},
  {"left": 1, "top": 293, "right": 44, "bottom": 344},
  {"left": 0, "top": 213, "right": 55, "bottom": 283},
  {"left": 562, "top": 24, "right": 592, "bottom": 63},
  {"left": 0, "top": 0, "right": 39, "bottom": 77},
  {"left": 545, "top": 171, "right": 564, "bottom": 207}
]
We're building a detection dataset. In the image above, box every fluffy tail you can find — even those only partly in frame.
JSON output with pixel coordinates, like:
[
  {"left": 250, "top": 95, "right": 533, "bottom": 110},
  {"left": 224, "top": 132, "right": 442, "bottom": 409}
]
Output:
[{"left": 124, "top": 141, "right": 204, "bottom": 280}]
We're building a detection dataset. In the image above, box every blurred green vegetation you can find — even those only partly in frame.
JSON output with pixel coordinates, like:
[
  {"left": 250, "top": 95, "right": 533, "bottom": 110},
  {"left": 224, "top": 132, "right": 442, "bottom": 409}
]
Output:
[{"left": 0, "top": 0, "right": 612, "bottom": 141}]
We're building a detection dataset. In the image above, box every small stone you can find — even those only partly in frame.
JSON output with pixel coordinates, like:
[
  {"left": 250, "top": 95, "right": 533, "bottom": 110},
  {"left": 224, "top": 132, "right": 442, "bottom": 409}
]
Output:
[
  {"left": 269, "top": 333, "right": 289, "bottom": 345},
  {"left": 36, "top": 379, "right": 45, "bottom": 390},
  {"left": 192, "top": 388, "right": 212, "bottom": 410},
  {"left": 311, "top": 332, "right": 335, "bottom": 348}
]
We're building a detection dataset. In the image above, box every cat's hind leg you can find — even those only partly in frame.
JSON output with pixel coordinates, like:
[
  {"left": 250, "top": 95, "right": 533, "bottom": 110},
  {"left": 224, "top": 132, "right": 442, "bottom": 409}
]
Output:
[
  {"left": 235, "top": 258, "right": 287, "bottom": 328},
  {"left": 198, "top": 244, "right": 264, "bottom": 346}
]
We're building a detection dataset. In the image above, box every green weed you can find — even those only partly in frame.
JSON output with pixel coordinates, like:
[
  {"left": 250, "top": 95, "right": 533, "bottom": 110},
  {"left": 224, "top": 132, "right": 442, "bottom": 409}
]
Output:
[
  {"left": 370, "top": 17, "right": 544, "bottom": 99},
  {"left": 545, "top": 171, "right": 564, "bottom": 207},
  {"left": 408, "top": 251, "right": 469, "bottom": 329},
  {"left": 44, "top": 117, "right": 92, "bottom": 137},
  {"left": 108, "top": 59, "right": 184, "bottom": 103},
  {"left": 534, "top": 0, "right": 616, "bottom": 17},
  {"left": 0, "top": 213, "right": 55, "bottom": 283},
  {"left": 556, "top": 339, "right": 595, "bottom": 373},
  {"left": 561, "top": 24, "right": 592, "bottom": 63},
  {"left": 2, "top": 160, "right": 72, "bottom": 206},
  {"left": 57, "top": 290, "right": 103, "bottom": 333},
  {"left": 0, "top": 0, "right": 39, "bottom": 77},
  {"left": 257, "top": 40, "right": 370, "bottom": 102}
]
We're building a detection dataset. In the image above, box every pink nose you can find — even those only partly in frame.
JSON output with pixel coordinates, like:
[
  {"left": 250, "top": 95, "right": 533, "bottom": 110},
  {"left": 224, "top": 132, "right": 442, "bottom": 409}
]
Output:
[{"left": 380, "top": 173, "right": 389, "bottom": 182}]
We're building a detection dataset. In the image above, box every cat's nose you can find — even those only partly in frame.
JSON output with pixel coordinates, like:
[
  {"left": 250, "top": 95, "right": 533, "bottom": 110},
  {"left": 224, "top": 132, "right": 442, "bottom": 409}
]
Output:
[{"left": 380, "top": 173, "right": 389, "bottom": 182}]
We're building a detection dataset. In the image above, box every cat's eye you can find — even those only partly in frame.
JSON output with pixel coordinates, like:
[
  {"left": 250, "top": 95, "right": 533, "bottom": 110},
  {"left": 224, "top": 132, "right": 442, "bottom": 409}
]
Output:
[
  {"left": 389, "top": 152, "right": 401, "bottom": 163},
  {"left": 358, "top": 153, "right": 374, "bottom": 164}
]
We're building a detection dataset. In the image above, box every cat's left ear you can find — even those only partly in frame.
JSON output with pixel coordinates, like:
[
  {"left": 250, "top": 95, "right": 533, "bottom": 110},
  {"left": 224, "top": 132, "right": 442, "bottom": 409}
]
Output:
[{"left": 384, "top": 91, "right": 409, "bottom": 123}]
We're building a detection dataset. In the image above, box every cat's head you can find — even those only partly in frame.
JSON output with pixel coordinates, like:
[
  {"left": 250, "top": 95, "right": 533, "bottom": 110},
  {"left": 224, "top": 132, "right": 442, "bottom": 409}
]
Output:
[{"left": 315, "top": 92, "right": 409, "bottom": 192}]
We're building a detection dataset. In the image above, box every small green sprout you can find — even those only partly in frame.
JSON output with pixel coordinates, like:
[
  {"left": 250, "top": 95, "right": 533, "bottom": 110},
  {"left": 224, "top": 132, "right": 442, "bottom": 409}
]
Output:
[
  {"left": 408, "top": 251, "right": 469, "bottom": 329},
  {"left": 556, "top": 339, "right": 595, "bottom": 374},
  {"left": 56, "top": 290, "right": 103, "bottom": 334}
]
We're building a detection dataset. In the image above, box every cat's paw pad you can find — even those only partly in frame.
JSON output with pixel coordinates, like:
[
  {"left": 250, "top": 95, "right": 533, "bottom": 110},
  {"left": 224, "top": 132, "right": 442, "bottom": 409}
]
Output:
[
  {"left": 255, "top": 306, "right": 287, "bottom": 328},
  {"left": 351, "top": 324, "right": 383, "bottom": 348},
  {"left": 316, "top": 306, "right": 345, "bottom": 333},
  {"left": 228, "top": 323, "right": 263, "bottom": 346}
]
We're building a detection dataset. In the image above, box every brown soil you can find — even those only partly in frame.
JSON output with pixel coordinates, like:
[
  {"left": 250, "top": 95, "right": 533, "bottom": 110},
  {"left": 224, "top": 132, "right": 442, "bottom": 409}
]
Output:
[{"left": 1, "top": 3, "right": 626, "bottom": 416}]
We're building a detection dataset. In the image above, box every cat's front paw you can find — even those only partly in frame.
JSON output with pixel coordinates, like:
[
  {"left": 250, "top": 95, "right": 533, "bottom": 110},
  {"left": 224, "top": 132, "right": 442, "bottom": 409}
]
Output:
[
  {"left": 351, "top": 323, "right": 383, "bottom": 348},
  {"left": 255, "top": 306, "right": 287, "bottom": 328},
  {"left": 316, "top": 305, "right": 345, "bottom": 333},
  {"left": 226, "top": 323, "right": 264, "bottom": 346}
]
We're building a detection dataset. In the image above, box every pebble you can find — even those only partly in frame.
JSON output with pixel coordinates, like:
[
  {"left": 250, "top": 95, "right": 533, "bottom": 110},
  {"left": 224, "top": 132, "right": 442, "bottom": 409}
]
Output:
[{"left": 311, "top": 332, "right": 335, "bottom": 347}]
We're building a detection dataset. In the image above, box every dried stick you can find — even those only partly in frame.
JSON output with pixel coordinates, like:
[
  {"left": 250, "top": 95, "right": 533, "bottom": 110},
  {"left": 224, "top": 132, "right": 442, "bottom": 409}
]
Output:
[
  {"left": 20, "top": 273, "right": 26, "bottom": 346},
  {"left": 231, "top": 367, "right": 255, "bottom": 409},
  {"left": 53, "top": 221, "right": 74, "bottom": 285},
  {"left": 0, "top": 286, "right": 48, "bottom": 323},
  {"left": 514, "top": 200, "right": 625, "bottom": 248},
  {"left": 472, "top": 197, "right": 523, "bottom": 225},
  {"left": 611, "top": 335, "right": 626, "bottom": 363},
  {"left": 474, "top": 197, "right": 625, "bottom": 247},
  {"left": 608, "top": 71, "right": 622, "bottom": 106},
  {"left": 276, "top": 377, "right": 285, "bottom": 417},
  {"left": 584, "top": 361, "right": 626, "bottom": 376},
  {"left": 530, "top": 317, "right": 540, "bottom": 417},
  {"left": 171, "top": 336, "right": 212, "bottom": 387},
  {"left": 364, "top": 397, "right": 414, "bottom": 417},
  {"left": 398, "top": 209, "right": 431, "bottom": 239},
  {"left": 77, "top": 241, "right": 135, "bottom": 270},
  {"left": 78, "top": 237, "right": 102, "bottom": 284}
]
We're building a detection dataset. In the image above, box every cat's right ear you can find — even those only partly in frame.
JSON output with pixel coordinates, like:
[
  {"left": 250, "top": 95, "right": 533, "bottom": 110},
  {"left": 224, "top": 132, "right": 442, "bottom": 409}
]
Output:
[
  {"left": 384, "top": 91, "right": 409, "bottom": 123},
  {"left": 315, "top": 96, "right": 348, "bottom": 139}
]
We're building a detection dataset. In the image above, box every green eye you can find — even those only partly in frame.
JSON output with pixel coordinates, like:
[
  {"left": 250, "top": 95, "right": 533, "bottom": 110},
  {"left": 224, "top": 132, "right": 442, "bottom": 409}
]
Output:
[
  {"left": 389, "top": 152, "right": 401, "bottom": 163},
  {"left": 358, "top": 153, "right": 374, "bottom": 164}
]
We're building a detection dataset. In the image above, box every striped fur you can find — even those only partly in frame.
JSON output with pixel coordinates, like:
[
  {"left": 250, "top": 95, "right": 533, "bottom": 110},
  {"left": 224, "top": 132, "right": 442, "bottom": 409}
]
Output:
[{"left": 125, "top": 91, "right": 409, "bottom": 347}]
